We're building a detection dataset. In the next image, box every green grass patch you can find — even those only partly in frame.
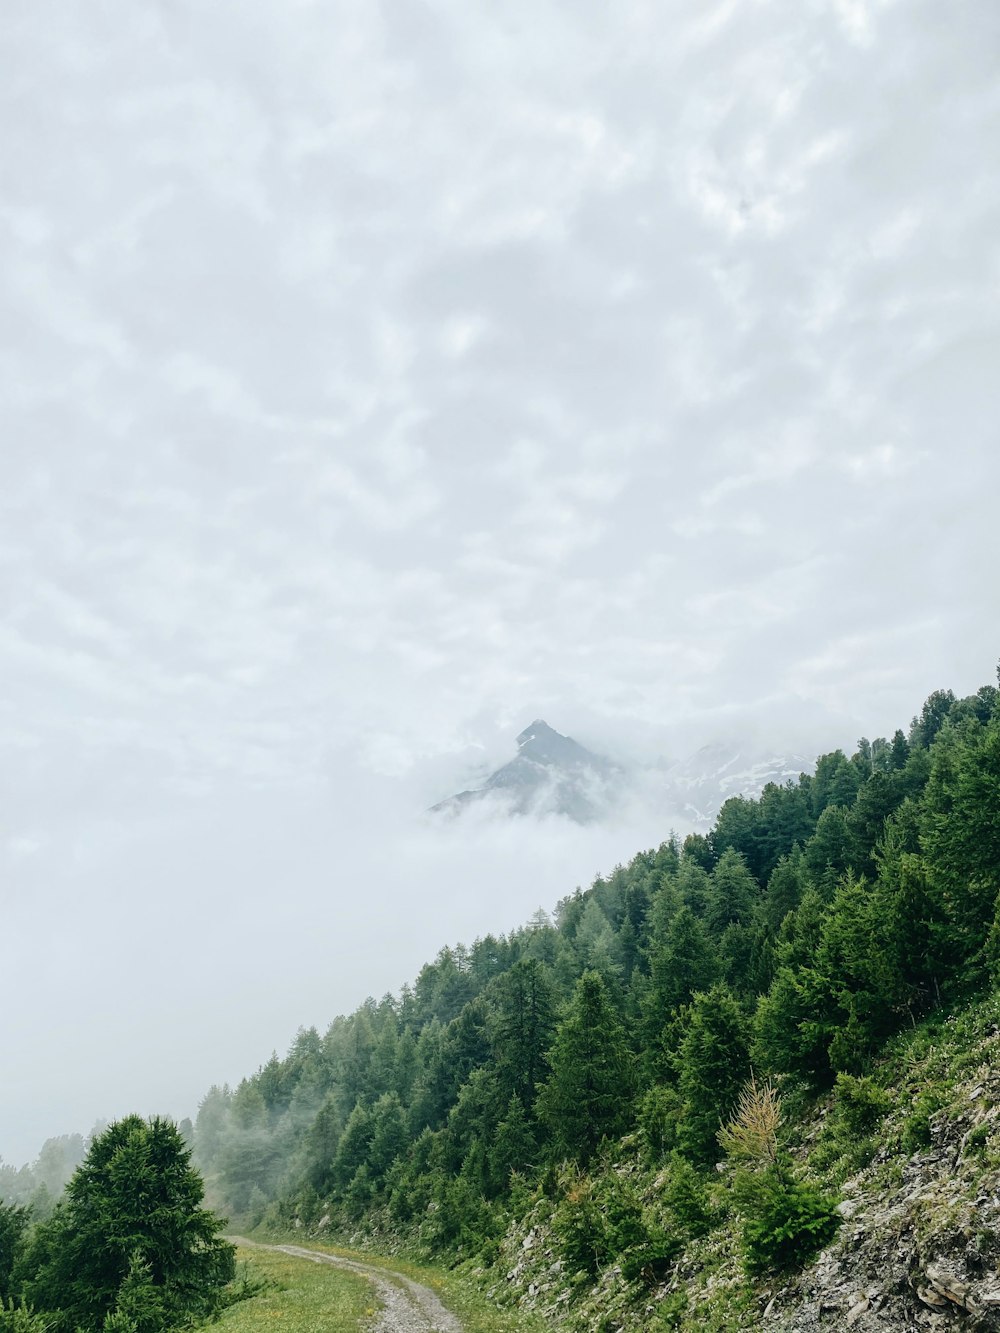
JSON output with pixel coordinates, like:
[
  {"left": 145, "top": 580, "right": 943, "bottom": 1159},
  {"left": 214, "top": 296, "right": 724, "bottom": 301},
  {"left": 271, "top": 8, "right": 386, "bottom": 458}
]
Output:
[
  {"left": 235, "top": 1237, "right": 549, "bottom": 1333},
  {"left": 214, "top": 1247, "right": 377, "bottom": 1333}
]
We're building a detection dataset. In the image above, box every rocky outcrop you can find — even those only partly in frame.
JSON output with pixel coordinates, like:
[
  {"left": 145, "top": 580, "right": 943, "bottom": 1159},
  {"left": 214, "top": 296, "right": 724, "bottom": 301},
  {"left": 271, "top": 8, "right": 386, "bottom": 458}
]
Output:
[
  {"left": 767, "top": 1071, "right": 1000, "bottom": 1332},
  {"left": 488, "top": 1037, "right": 1000, "bottom": 1332}
]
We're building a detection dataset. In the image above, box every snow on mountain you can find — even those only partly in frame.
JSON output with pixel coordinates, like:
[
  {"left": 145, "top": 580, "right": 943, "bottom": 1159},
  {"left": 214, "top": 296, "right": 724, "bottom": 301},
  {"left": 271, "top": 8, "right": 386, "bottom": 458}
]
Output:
[
  {"left": 430, "top": 722, "right": 814, "bottom": 830},
  {"left": 430, "top": 720, "right": 624, "bottom": 824},
  {"left": 657, "top": 742, "right": 814, "bottom": 828}
]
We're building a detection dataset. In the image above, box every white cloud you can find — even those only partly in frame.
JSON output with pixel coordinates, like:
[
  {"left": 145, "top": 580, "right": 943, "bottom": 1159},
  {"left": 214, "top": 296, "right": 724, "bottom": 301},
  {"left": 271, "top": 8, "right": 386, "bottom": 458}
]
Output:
[{"left": 1, "top": 0, "right": 998, "bottom": 1164}]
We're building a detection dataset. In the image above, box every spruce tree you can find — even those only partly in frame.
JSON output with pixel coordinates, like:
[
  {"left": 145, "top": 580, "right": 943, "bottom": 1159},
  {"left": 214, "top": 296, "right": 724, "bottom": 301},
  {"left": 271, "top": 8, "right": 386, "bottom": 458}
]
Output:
[
  {"left": 676, "top": 985, "right": 751, "bottom": 1163},
  {"left": 21, "top": 1117, "right": 233, "bottom": 1333},
  {"left": 537, "top": 971, "right": 635, "bottom": 1164}
]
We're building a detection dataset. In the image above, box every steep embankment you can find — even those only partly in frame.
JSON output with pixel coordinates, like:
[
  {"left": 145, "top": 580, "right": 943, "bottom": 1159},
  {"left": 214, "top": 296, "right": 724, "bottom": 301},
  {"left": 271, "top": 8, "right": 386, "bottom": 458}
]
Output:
[{"left": 488, "top": 995, "right": 1000, "bottom": 1331}]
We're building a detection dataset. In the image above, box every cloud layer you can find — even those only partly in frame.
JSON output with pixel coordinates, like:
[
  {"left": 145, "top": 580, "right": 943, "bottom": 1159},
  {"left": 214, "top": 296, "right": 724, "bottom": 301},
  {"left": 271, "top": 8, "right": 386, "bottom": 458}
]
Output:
[{"left": 2, "top": 0, "right": 998, "bottom": 1163}]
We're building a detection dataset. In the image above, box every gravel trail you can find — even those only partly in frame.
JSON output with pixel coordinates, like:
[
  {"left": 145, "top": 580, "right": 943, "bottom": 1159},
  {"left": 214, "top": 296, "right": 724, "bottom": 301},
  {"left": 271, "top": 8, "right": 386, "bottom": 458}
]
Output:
[{"left": 230, "top": 1237, "right": 464, "bottom": 1333}]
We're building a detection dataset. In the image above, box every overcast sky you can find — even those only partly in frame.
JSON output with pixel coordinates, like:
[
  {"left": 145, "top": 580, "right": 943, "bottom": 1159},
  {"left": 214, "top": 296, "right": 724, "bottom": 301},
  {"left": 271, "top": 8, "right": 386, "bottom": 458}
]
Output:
[{"left": 3, "top": 0, "right": 999, "bottom": 1167}]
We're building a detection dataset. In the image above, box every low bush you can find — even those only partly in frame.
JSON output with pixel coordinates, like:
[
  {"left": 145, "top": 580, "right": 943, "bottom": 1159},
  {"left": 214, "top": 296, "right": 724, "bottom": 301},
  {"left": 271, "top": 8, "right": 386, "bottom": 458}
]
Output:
[
  {"left": 735, "top": 1165, "right": 840, "bottom": 1276},
  {"left": 833, "top": 1074, "right": 892, "bottom": 1137}
]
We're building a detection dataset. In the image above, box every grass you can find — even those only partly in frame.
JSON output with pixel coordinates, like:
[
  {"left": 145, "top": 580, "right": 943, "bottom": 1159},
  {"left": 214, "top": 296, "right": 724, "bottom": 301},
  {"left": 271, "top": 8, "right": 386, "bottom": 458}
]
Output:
[
  {"left": 220, "top": 1238, "right": 549, "bottom": 1333},
  {"left": 270, "top": 1236, "right": 550, "bottom": 1333},
  {"left": 214, "top": 1247, "right": 377, "bottom": 1333}
]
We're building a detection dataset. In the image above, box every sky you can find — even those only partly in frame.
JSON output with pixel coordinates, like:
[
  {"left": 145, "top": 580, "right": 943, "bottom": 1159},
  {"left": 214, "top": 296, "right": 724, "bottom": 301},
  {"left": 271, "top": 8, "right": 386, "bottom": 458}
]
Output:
[{"left": 2, "top": 0, "right": 999, "bottom": 1166}]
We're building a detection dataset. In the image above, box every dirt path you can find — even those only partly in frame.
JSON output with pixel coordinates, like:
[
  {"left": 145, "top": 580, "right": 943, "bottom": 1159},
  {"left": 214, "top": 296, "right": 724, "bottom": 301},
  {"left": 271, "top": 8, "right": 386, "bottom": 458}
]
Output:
[{"left": 230, "top": 1237, "right": 464, "bottom": 1333}]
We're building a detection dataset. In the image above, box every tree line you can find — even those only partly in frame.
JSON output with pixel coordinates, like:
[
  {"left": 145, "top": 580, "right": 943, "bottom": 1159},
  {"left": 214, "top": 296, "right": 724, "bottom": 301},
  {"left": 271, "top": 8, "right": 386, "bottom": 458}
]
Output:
[
  {"left": 186, "top": 676, "right": 1000, "bottom": 1274},
  {"left": 4, "top": 674, "right": 998, "bottom": 1310}
]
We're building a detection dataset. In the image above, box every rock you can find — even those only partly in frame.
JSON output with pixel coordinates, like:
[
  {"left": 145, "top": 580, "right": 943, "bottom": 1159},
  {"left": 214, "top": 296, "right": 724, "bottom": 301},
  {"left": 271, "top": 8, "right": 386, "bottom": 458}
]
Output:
[
  {"left": 923, "top": 1261, "right": 970, "bottom": 1310},
  {"left": 316, "top": 1213, "right": 330, "bottom": 1231},
  {"left": 846, "top": 1295, "right": 870, "bottom": 1325}
]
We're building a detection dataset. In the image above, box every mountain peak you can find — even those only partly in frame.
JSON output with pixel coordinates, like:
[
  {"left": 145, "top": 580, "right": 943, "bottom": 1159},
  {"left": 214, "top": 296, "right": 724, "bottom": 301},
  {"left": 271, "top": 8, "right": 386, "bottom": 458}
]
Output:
[
  {"left": 432, "top": 720, "right": 620, "bottom": 823},
  {"left": 516, "top": 719, "right": 556, "bottom": 747}
]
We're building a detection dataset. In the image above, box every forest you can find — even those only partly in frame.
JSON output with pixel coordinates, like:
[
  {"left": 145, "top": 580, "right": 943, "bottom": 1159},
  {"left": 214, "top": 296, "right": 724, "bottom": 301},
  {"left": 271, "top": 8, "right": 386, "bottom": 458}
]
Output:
[
  {"left": 3, "top": 673, "right": 1000, "bottom": 1330},
  {"left": 187, "top": 676, "right": 1000, "bottom": 1286}
]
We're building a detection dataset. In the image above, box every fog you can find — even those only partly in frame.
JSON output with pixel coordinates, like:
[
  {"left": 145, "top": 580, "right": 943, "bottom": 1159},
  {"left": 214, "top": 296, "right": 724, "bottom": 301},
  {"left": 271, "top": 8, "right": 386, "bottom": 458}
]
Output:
[
  {"left": 2, "top": 765, "right": 687, "bottom": 1166},
  {"left": 3, "top": 0, "right": 999, "bottom": 1168}
]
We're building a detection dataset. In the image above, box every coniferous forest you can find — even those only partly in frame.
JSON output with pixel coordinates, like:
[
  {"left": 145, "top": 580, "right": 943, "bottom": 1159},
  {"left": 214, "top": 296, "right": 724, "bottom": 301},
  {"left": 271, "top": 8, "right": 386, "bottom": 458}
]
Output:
[
  {"left": 193, "top": 678, "right": 1000, "bottom": 1297},
  {"left": 4, "top": 674, "right": 1000, "bottom": 1331}
]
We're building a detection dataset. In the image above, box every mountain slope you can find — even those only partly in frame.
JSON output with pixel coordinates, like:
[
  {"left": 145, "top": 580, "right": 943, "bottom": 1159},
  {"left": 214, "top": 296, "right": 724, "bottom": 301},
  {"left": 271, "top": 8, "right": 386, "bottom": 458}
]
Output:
[
  {"left": 184, "top": 676, "right": 1000, "bottom": 1333},
  {"left": 659, "top": 742, "right": 814, "bottom": 827}
]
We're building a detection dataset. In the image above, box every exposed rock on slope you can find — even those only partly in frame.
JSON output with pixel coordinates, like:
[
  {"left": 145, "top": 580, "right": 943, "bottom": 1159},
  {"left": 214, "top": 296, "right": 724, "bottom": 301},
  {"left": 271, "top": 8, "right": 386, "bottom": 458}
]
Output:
[
  {"left": 769, "top": 1063, "right": 1000, "bottom": 1330},
  {"left": 487, "top": 1003, "right": 1000, "bottom": 1332}
]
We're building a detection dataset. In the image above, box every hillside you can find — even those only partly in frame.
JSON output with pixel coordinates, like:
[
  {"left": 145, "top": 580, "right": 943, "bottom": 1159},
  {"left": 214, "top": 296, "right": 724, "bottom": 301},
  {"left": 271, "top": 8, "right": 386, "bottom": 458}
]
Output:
[
  {"left": 179, "top": 675, "right": 1000, "bottom": 1328},
  {"left": 491, "top": 992, "right": 1000, "bottom": 1329}
]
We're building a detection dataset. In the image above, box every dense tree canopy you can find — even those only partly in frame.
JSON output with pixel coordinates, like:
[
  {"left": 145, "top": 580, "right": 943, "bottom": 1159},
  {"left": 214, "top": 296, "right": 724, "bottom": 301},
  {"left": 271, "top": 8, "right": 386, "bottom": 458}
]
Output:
[
  {"left": 17, "top": 1117, "right": 233, "bottom": 1333},
  {"left": 10, "top": 676, "right": 999, "bottom": 1314}
]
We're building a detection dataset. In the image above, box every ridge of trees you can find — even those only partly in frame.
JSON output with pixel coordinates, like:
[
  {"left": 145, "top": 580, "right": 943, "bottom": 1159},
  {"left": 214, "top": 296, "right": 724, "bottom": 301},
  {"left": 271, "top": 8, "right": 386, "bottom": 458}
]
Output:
[{"left": 181, "top": 676, "right": 1000, "bottom": 1265}]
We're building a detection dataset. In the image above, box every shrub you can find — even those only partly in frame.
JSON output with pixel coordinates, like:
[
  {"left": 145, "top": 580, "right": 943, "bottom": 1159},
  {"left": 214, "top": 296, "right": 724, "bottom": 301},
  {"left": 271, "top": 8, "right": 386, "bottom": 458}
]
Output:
[
  {"left": 833, "top": 1074, "right": 892, "bottom": 1137},
  {"left": 551, "top": 1172, "right": 606, "bottom": 1277},
  {"left": 619, "top": 1227, "right": 680, "bottom": 1283},
  {"left": 661, "top": 1155, "right": 713, "bottom": 1238},
  {"left": 736, "top": 1165, "right": 840, "bottom": 1275},
  {"left": 901, "top": 1086, "right": 949, "bottom": 1152},
  {"left": 638, "top": 1086, "right": 683, "bottom": 1162},
  {"left": 964, "top": 1122, "right": 993, "bottom": 1157},
  {"left": 552, "top": 1167, "right": 676, "bottom": 1283}
]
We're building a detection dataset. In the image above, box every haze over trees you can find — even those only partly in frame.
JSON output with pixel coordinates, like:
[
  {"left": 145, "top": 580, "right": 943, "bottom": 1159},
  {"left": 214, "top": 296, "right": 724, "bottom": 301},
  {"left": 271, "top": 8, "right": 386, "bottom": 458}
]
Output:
[
  {"left": 3, "top": 674, "right": 999, "bottom": 1328},
  {"left": 1, "top": 1118, "right": 233, "bottom": 1333},
  {"left": 170, "top": 675, "right": 1000, "bottom": 1287}
]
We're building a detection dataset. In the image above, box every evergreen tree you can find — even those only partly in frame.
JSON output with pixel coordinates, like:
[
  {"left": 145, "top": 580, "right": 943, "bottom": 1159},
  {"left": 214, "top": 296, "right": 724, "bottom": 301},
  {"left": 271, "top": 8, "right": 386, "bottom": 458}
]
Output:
[
  {"left": 367, "top": 1093, "right": 408, "bottom": 1184},
  {"left": 303, "top": 1093, "right": 342, "bottom": 1192},
  {"left": 676, "top": 985, "right": 751, "bottom": 1164},
  {"left": 761, "top": 854, "right": 805, "bottom": 933},
  {"left": 919, "top": 712, "right": 1000, "bottom": 986},
  {"left": 488, "top": 1095, "right": 535, "bottom": 1192},
  {"left": 0, "top": 1202, "right": 29, "bottom": 1302},
  {"left": 810, "top": 751, "right": 861, "bottom": 817},
  {"left": 640, "top": 906, "right": 719, "bottom": 1078},
  {"left": 21, "top": 1117, "right": 233, "bottom": 1333},
  {"left": 705, "top": 849, "right": 759, "bottom": 934},
  {"left": 753, "top": 964, "right": 835, "bottom": 1086},
  {"left": 537, "top": 972, "right": 635, "bottom": 1164},
  {"left": 801, "top": 805, "right": 852, "bottom": 887},
  {"left": 487, "top": 960, "right": 556, "bottom": 1111}
]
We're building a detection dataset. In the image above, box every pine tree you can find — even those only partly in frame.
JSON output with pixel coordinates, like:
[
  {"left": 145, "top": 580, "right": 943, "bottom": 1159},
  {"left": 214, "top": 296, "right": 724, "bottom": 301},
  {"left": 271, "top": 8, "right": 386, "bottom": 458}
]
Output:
[
  {"left": 21, "top": 1117, "right": 233, "bottom": 1333},
  {"left": 676, "top": 985, "right": 751, "bottom": 1163},
  {"left": 537, "top": 972, "right": 635, "bottom": 1164}
]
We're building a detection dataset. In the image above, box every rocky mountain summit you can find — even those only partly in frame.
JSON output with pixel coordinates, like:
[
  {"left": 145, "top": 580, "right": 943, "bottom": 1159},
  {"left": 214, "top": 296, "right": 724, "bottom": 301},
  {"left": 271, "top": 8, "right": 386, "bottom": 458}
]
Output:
[
  {"left": 432, "top": 721, "right": 813, "bottom": 827},
  {"left": 430, "top": 720, "right": 623, "bottom": 823}
]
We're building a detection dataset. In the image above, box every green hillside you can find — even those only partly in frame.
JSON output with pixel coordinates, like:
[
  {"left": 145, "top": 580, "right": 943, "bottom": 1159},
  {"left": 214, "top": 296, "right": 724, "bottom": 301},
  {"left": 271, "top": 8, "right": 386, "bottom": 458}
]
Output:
[{"left": 185, "top": 673, "right": 1000, "bottom": 1328}]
